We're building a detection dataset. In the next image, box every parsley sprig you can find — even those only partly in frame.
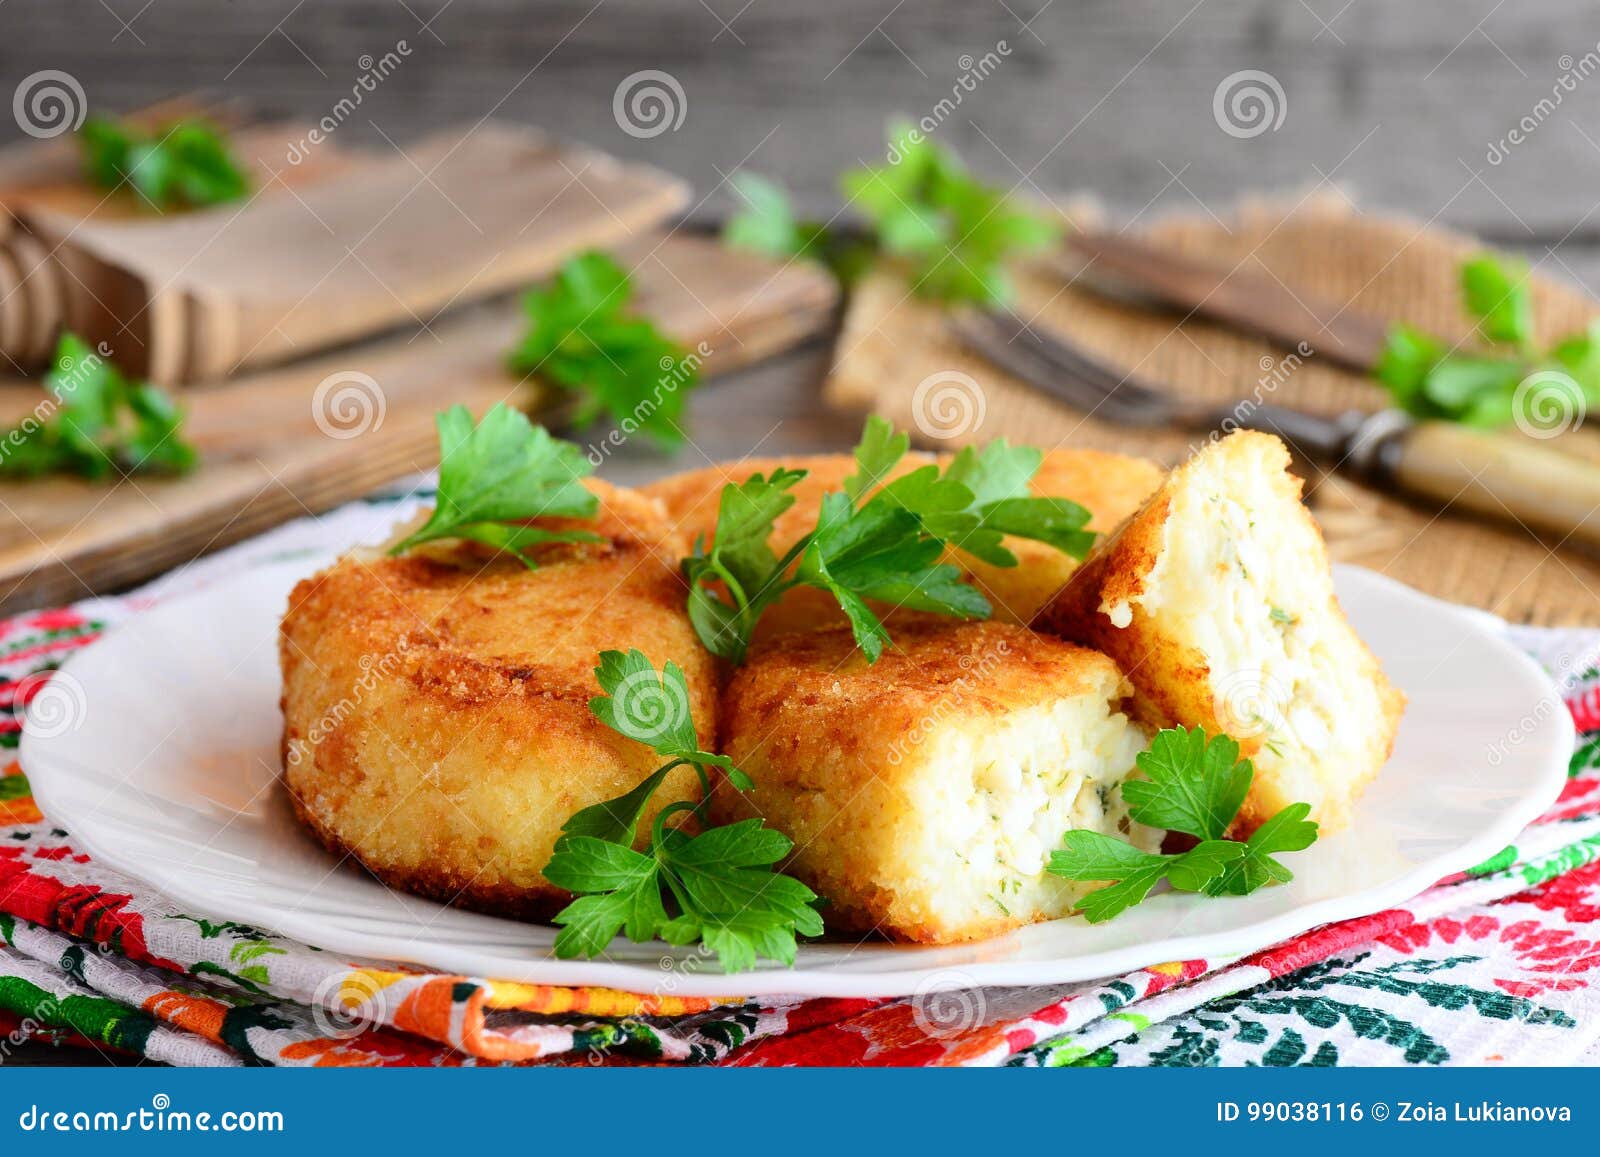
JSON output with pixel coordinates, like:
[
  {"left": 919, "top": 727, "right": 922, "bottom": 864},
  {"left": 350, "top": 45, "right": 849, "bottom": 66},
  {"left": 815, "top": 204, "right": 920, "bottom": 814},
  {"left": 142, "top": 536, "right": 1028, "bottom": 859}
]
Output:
[
  {"left": 723, "top": 173, "right": 875, "bottom": 286},
  {"left": 1048, "top": 727, "right": 1319, "bottom": 923},
  {"left": 1377, "top": 253, "right": 1599, "bottom": 429},
  {"left": 723, "top": 123, "right": 1059, "bottom": 307},
  {"left": 78, "top": 117, "right": 249, "bottom": 211},
  {"left": 388, "top": 403, "right": 601, "bottom": 565},
  {"left": 841, "top": 122, "right": 1060, "bottom": 307},
  {"left": 0, "top": 333, "right": 197, "bottom": 480},
  {"left": 507, "top": 251, "right": 697, "bottom": 447},
  {"left": 543, "top": 650, "right": 822, "bottom": 971},
  {"left": 683, "top": 417, "right": 1094, "bottom": 664}
]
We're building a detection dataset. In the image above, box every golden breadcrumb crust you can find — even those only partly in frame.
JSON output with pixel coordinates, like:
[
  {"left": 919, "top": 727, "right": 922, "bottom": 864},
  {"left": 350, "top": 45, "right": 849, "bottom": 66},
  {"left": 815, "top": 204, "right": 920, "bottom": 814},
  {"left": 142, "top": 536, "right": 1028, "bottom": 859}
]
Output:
[{"left": 279, "top": 480, "right": 715, "bottom": 919}]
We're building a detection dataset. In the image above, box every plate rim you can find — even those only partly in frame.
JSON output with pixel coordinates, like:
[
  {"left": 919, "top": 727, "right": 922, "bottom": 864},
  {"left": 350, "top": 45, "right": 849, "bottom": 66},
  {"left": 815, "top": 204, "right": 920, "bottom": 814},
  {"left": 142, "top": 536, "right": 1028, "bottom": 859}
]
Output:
[{"left": 21, "top": 558, "right": 1575, "bottom": 999}]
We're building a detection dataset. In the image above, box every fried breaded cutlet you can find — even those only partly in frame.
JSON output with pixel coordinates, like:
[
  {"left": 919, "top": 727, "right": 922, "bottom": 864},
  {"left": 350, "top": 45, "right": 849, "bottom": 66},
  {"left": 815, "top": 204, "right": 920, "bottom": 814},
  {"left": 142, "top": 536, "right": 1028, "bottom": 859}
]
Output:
[
  {"left": 715, "top": 620, "right": 1156, "bottom": 944},
  {"left": 1034, "top": 431, "right": 1405, "bottom": 836},
  {"left": 279, "top": 480, "right": 716, "bottom": 920},
  {"left": 640, "top": 447, "right": 1161, "bottom": 634}
]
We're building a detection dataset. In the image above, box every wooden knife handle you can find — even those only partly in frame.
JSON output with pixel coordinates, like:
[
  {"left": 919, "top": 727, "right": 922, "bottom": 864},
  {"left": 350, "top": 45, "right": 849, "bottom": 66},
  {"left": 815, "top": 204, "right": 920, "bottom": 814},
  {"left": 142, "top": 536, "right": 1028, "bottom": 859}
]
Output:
[
  {"left": 1065, "top": 231, "right": 1391, "bottom": 373},
  {"left": 1382, "top": 420, "right": 1600, "bottom": 553}
]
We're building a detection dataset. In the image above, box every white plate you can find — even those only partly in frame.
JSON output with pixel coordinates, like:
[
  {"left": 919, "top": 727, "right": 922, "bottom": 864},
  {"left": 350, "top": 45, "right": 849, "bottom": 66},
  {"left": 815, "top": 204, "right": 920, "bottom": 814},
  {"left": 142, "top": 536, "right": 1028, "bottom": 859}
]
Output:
[{"left": 22, "top": 559, "right": 1572, "bottom": 999}]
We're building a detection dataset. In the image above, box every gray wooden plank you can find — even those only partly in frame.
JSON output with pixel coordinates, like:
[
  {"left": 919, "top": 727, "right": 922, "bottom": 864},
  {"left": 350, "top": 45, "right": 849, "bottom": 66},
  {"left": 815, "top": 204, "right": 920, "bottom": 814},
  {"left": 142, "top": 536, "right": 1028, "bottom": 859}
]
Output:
[{"left": 7, "top": 0, "right": 1600, "bottom": 235}]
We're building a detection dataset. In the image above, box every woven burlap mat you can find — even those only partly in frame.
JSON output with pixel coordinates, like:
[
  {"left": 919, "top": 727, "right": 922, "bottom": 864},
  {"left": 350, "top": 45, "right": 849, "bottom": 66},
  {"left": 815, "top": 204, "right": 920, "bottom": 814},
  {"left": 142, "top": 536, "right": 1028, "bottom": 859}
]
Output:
[{"left": 825, "top": 194, "right": 1600, "bottom": 626}]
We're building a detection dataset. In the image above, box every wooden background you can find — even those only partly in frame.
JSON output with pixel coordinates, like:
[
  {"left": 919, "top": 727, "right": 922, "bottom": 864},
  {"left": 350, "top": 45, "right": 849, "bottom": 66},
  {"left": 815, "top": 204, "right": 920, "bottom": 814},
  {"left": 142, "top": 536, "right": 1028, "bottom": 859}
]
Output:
[
  {"left": 0, "top": 9, "right": 1593, "bottom": 394},
  {"left": 0, "top": 1, "right": 1597, "bottom": 599},
  {"left": 4, "top": 2, "right": 1600, "bottom": 438},
  {"left": 0, "top": 2, "right": 1599, "bottom": 519},
  {"left": 7, "top": 0, "right": 1600, "bottom": 243}
]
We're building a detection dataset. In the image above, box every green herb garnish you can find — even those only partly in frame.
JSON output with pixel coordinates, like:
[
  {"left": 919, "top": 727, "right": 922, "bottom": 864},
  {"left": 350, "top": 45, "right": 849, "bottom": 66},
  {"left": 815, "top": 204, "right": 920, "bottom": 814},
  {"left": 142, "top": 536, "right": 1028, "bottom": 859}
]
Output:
[
  {"left": 1376, "top": 253, "right": 1598, "bottom": 429},
  {"left": 723, "top": 173, "right": 874, "bottom": 286},
  {"left": 78, "top": 117, "right": 248, "bottom": 210},
  {"left": 840, "top": 122, "right": 1059, "bottom": 306},
  {"left": 388, "top": 403, "right": 601, "bottom": 565},
  {"left": 0, "top": 333, "right": 197, "bottom": 480},
  {"left": 507, "top": 251, "right": 697, "bottom": 447},
  {"left": 724, "top": 124, "right": 1059, "bottom": 307},
  {"left": 683, "top": 416, "right": 1094, "bottom": 664},
  {"left": 1047, "top": 726, "right": 1319, "bottom": 923},
  {"left": 543, "top": 650, "right": 821, "bottom": 971}
]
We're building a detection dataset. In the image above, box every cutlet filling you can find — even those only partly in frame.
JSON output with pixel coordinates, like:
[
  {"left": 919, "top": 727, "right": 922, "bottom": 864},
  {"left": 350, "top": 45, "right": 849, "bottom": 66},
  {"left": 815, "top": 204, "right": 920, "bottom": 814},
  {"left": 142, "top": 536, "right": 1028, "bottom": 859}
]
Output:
[
  {"left": 904, "top": 693, "right": 1154, "bottom": 924},
  {"left": 1103, "top": 441, "right": 1392, "bottom": 825}
]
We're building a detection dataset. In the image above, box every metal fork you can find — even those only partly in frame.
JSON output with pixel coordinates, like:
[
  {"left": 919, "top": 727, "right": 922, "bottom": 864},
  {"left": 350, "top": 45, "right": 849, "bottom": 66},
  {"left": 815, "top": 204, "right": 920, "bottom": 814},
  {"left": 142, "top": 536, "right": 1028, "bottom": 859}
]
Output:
[
  {"left": 949, "top": 305, "right": 1600, "bottom": 554},
  {"left": 949, "top": 305, "right": 1389, "bottom": 462}
]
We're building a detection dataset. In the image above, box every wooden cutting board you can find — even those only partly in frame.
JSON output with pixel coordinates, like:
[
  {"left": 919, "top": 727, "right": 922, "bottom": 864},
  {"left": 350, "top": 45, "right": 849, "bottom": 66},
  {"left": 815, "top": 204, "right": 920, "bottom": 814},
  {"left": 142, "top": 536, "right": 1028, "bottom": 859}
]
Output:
[
  {"left": 0, "top": 231, "right": 838, "bottom": 613},
  {"left": 0, "top": 106, "right": 360, "bottom": 373},
  {"left": 13, "top": 122, "right": 690, "bottom": 385}
]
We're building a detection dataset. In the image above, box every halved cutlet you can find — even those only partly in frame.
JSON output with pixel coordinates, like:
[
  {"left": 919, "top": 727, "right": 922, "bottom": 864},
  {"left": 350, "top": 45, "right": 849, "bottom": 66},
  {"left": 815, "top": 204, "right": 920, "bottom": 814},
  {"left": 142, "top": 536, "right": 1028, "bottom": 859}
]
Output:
[
  {"left": 715, "top": 620, "right": 1156, "bottom": 944},
  {"left": 1033, "top": 431, "right": 1405, "bottom": 835}
]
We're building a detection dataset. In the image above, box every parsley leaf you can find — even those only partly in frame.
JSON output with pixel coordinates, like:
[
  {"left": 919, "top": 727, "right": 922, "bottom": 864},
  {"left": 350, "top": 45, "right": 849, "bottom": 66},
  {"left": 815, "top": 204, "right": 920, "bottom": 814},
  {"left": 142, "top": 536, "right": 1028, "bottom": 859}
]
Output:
[
  {"left": 795, "top": 489, "right": 989, "bottom": 661},
  {"left": 843, "top": 414, "right": 910, "bottom": 501},
  {"left": 388, "top": 403, "right": 601, "bottom": 565},
  {"left": 1047, "top": 726, "right": 1319, "bottom": 922},
  {"left": 1202, "top": 802, "right": 1319, "bottom": 896},
  {"left": 723, "top": 173, "right": 876, "bottom": 286},
  {"left": 543, "top": 652, "right": 819, "bottom": 970},
  {"left": 0, "top": 333, "right": 198, "bottom": 480},
  {"left": 839, "top": 122, "right": 1060, "bottom": 307},
  {"left": 1460, "top": 254, "right": 1534, "bottom": 349},
  {"left": 1049, "top": 832, "right": 1246, "bottom": 923},
  {"left": 587, "top": 649, "right": 747, "bottom": 787},
  {"left": 722, "top": 125, "right": 1058, "bottom": 307},
  {"left": 1375, "top": 252, "right": 1600, "bottom": 429},
  {"left": 866, "top": 425, "right": 1096, "bottom": 567},
  {"left": 507, "top": 251, "right": 697, "bottom": 447},
  {"left": 78, "top": 117, "right": 249, "bottom": 210},
  {"left": 682, "top": 467, "right": 808, "bottom": 662},
  {"left": 1121, "top": 726, "right": 1253, "bottom": 841}
]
